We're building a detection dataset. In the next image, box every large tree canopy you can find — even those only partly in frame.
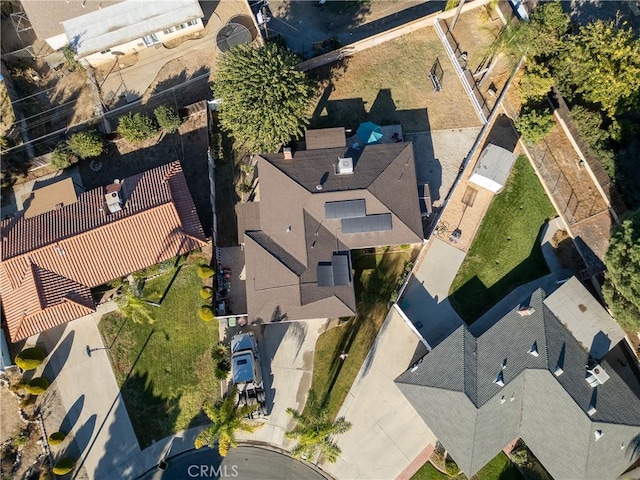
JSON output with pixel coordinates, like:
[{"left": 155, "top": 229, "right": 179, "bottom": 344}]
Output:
[
  {"left": 603, "top": 208, "right": 640, "bottom": 332},
  {"left": 214, "top": 42, "right": 313, "bottom": 153},
  {"left": 554, "top": 21, "right": 640, "bottom": 117}
]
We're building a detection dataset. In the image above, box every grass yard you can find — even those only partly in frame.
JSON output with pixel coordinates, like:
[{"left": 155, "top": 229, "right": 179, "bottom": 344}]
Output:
[
  {"left": 449, "top": 155, "right": 556, "bottom": 324},
  {"left": 98, "top": 254, "right": 220, "bottom": 447},
  {"left": 308, "top": 246, "right": 419, "bottom": 419},
  {"left": 411, "top": 453, "right": 523, "bottom": 480},
  {"left": 308, "top": 27, "right": 481, "bottom": 133}
]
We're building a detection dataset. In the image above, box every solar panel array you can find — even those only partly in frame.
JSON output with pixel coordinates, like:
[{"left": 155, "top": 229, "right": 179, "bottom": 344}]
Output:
[
  {"left": 342, "top": 214, "right": 392, "bottom": 234},
  {"left": 316, "top": 253, "right": 351, "bottom": 287},
  {"left": 325, "top": 199, "right": 366, "bottom": 219}
]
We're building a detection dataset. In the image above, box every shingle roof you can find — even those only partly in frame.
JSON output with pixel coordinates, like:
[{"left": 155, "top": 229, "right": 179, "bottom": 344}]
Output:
[
  {"left": 0, "top": 162, "right": 206, "bottom": 342},
  {"left": 241, "top": 139, "right": 423, "bottom": 322},
  {"left": 396, "top": 281, "right": 640, "bottom": 479}
]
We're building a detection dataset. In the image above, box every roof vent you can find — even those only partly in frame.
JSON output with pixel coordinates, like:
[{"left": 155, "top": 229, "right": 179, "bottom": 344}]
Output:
[
  {"left": 586, "top": 364, "right": 610, "bottom": 388},
  {"left": 587, "top": 404, "right": 597, "bottom": 416},
  {"left": 494, "top": 371, "right": 505, "bottom": 387},
  {"left": 315, "top": 184, "right": 323, "bottom": 191},
  {"left": 553, "top": 366, "right": 564, "bottom": 377},
  {"left": 105, "top": 180, "right": 125, "bottom": 213},
  {"left": 528, "top": 341, "right": 539, "bottom": 357},
  {"left": 335, "top": 157, "right": 354, "bottom": 175},
  {"left": 518, "top": 305, "right": 536, "bottom": 317},
  {"left": 283, "top": 147, "right": 293, "bottom": 160},
  {"left": 594, "top": 430, "right": 603, "bottom": 441}
]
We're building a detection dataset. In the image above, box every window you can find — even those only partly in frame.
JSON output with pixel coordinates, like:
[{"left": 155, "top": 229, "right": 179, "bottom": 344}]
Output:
[
  {"left": 163, "top": 26, "right": 176, "bottom": 34},
  {"left": 186, "top": 19, "right": 198, "bottom": 27},
  {"left": 175, "top": 23, "right": 187, "bottom": 31},
  {"left": 100, "top": 48, "right": 111, "bottom": 54}
]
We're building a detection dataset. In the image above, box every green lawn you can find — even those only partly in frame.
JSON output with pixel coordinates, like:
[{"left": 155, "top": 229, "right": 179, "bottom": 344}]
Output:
[
  {"left": 98, "top": 254, "right": 220, "bottom": 447},
  {"left": 308, "top": 246, "right": 418, "bottom": 419},
  {"left": 411, "top": 453, "right": 523, "bottom": 480},
  {"left": 449, "top": 155, "right": 556, "bottom": 323}
]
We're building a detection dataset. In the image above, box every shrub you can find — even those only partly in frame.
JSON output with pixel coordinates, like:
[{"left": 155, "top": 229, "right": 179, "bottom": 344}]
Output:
[
  {"left": 20, "top": 394, "right": 37, "bottom": 408},
  {"left": 15, "top": 346, "right": 45, "bottom": 370},
  {"left": 66, "top": 130, "right": 104, "bottom": 159},
  {"left": 48, "top": 431, "right": 66, "bottom": 446},
  {"left": 444, "top": 455, "right": 460, "bottom": 476},
  {"left": 117, "top": 112, "right": 158, "bottom": 143},
  {"left": 61, "top": 45, "right": 80, "bottom": 71},
  {"left": 199, "top": 305, "right": 215, "bottom": 322},
  {"left": 50, "top": 145, "right": 77, "bottom": 170},
  {"left": 52, "top": 457, "right": 75, "bottom": 475},
  {"left": 200, "top": 286, "right": 213, "bottom": 300},
  {"left": 154, "top": 105, "right": 181, "bottom": 133},
  {"left": 515, "top": 107, "right": 555, "bottom": 144},
  {"left": 211, "top": 342, "right": 229, "bottom": 361},
  {"left": 214, "top": 358, "right": 231, "bottom": 380},
  {"left": 197, "top": 264, "right": 215, "bottom": 279},
  {"left": 25, "top": 377, "right": 50, "bottom": 395}
]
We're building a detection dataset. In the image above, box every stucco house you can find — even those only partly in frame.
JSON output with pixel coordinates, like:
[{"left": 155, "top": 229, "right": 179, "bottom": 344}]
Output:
[
  {"left": 0, "top": 161, "right": 207, "bottom": 342},
  {"left": 236, "top": 128, "right": 424, "bottom": 323},
  {"left": 396, "top": 277, "right": 640, "bottom": 479},
  {"left": 20, "top": 0, "right": 204, "bottom": 66}
]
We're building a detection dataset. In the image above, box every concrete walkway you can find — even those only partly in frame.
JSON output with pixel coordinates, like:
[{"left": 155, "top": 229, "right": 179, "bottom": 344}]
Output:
[
  {"left": 34, "top": 302, "right": 140, "bottom": 480},
  {"left": 398, "top": 238, "right": 465, "bottom": 348},
  {"left": 324, "top": 308, "right": 436, "bottom": 480}
]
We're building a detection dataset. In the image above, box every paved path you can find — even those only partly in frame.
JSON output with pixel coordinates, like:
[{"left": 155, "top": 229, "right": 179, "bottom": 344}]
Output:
[
  {"left": 35, "top": 302, "right": 140, "bottom": 480},
  {"left": 324, "top": 308, "right": 437, "bottom": 480},
  {"left": 399, "top": 238, "right": 465, "bottom": 348}
]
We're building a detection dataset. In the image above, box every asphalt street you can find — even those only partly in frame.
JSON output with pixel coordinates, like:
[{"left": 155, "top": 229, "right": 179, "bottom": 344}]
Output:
[{"left": 148, "top": 446, "right": 328, "bottom": 480}]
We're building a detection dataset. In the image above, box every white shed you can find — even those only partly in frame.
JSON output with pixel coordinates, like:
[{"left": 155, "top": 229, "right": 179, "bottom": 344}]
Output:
[{"left": 468, "top": 144, "right": 516, "bottom": 194}]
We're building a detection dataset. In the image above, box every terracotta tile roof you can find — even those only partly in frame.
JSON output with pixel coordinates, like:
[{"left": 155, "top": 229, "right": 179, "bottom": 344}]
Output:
[{"left": 0, "top": 161, "right": 206, "bottom": 342}]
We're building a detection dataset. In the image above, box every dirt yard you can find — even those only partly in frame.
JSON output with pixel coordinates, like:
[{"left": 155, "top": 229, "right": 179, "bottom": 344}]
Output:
[{"left": 308, "top": 25, "right": 483, "bottom": 133}]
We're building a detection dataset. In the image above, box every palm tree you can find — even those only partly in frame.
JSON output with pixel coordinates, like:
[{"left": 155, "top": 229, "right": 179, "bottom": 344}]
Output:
[
  {"left": 194, "top": 386, "right": 263, "bottom": 456},
  {"left": 115, "top": 282, "right": 156, "bottom": 324},
  {"left": 285, "top": 390, "right": 352, "bottom": 464}
]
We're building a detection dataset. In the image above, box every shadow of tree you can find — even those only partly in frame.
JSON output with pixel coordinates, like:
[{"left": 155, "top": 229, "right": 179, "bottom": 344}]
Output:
[
  {"left": 150, "top": 66, "right": 210, "bottom": 97},
  {"left": 60, "top": 394, "right": 85, "bottom": 434}
]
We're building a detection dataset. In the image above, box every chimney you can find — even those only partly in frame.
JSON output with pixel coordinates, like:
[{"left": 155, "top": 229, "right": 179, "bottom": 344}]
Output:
[
  {"left": 585, "top": 364, "right": 610, "bottom": 387},
  {"left": 283, "top": 147, "right": 293, "bottom": 160},
  {"left": 335, "top": 157, "right": 354, "bottom": 175},
  {"left": 105, "top": 179, "right": 125, "bottom": 213},
  {"left": 517, "top": 305, "right": 536, "bottom": 317}
]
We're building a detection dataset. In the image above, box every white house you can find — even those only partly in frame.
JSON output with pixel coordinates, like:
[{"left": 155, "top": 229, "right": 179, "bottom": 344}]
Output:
[{"left": 468, "top": 143, "right": 516, "bottom": 194}]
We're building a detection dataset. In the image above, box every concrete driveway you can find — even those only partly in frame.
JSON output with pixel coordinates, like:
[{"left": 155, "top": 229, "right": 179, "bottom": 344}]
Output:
[
  {"left": 236, "top": 318, "right": 336, "bottom": 448},
  {"left": 323, "top": 308, "right": 436, "bottom": 480},
  {"left": 398, "top": 238, "right": 465, "bottom": 348}
]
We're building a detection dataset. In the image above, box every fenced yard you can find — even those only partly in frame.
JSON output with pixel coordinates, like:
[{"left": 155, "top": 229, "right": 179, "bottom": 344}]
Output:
[{"left": 98, "top": 253, "right": 220, "bottom": 447}]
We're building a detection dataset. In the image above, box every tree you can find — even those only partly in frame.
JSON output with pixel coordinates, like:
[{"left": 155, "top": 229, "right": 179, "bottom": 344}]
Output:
[
  {"left": 554, "top": 21, "right": 640, "bottom": 117},
  {"left": 115, "top": 283, "right": 156, "bottom": 324},
  {"left": 66, "top": 130, "right": 104, "bottom": 159},
  {"left": 50, "top": 145, "right": 77, "bottom": 169},
  {"left": 603, "top": 208, "right": 640, "bottom": 332},
  {"left": 154, "top": 105, "right": 181, "bottom": 133},
  {"left": 15, "top": 347, "right": 45, "bottom": 371},
  {"left": 285, "top": 389, "right": 352, "bottom": 463},
  {"left": 194, "top": 386, "right": 263, "bottom": 456},
  {"left": 117, "top": 112, "right": 159, "bottom": 143},
  {"left": 214, "top": 42, "right": 313, "bottom": 153},
  {"left": 517, "top": 61, "right": 554, "bottom": 102},
  {"left": 514, "top": 106, "right": 555, "bottom": 143}
]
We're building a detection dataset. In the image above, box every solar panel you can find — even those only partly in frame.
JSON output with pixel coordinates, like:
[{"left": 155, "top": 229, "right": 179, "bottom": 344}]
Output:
[
  {"left": 317, "top": 264, "right": 334, "bottom": 286},
  {"left": 342, "top": 214, "right": 392, "bottom": 234},
  {"left": 325, "top": 199, "right": 366, "bottom": 219},
  {"left": 332, "top": 253, "right": 350, "bottom": 286}
]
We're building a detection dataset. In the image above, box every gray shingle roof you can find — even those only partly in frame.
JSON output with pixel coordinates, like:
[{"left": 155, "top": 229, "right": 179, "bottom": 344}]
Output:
[{"left": 396, "top": 283, "right": 640, "bottom": 479}]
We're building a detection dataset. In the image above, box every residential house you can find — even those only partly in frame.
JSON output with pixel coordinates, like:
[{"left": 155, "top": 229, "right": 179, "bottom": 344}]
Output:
[
  {"left": 20, "top": 0, "right": 204, "bottom": 66},
  {"left": 236, "top": 128, "right": 424, "bottom": 323},
  {"left": 396, "top": 277, "right": 640, "bottom": 479},
  {"left": 0, "top": 161, "right": 207, "bottom": 343}
]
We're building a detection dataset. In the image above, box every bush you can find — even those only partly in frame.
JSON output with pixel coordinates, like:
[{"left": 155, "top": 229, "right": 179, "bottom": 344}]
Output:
[
  {"left": 61, "top": 44, "right": 80, "bottom": 71},
  {"left": 154, "top": 105, "right": 181, "bottom": 133},
  {"left": 214, "top": 358, "right": 230, "bottom": 380},
  {"left": 200, "top": 286, "right": 213, "bottom": 300},
  {"left": 52, "top": 457, "right": 75, "bottom": 475},
  {"left": 117, "top": 112, "right": 158, "bottom": 143},
  {"left": 50, "top": 145, "right": 77, "bottom": 170},
  {"left": 25, "top": 377, "right": 50, "bottom": 395},
  {"left": 515, "top": 107, "right": 555, "bottom": 144},
  {"left": 211, "top": 342, "right": 229, "bottom": 361},
  {"left": 15, "top": 347, "right": 45, "bottom": 370},
  {"left": 199, "top": 305, "right": 215, "bottom": 322},
  {"left": 66, "top": 130, "right": 104, "bottom": 159},
  {"left": 197, "top": 264, "right": 215, "bottom": 279},
  {"left": 48, "top": 431, "right": 66, "bottom": 446},
  {"left": 20, "top": 394, "right": 36, "bottom": 408}
]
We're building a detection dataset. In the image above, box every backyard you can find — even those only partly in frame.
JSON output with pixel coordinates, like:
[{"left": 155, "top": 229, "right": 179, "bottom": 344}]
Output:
[
  {"left": 448, "top": 155, "right": 556, "bottom": 323},
  {"left": 308, "top": 26, "right": 482, "bottom": 133},
  {"left": 411, "top": 452, "right": 523, "bottom": 480},
  {"left": 98, "top": 252, "right": 220, "bottom": 447},
  {"left": 308, "top": 245, "right": 420, "bottom": 419}
]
